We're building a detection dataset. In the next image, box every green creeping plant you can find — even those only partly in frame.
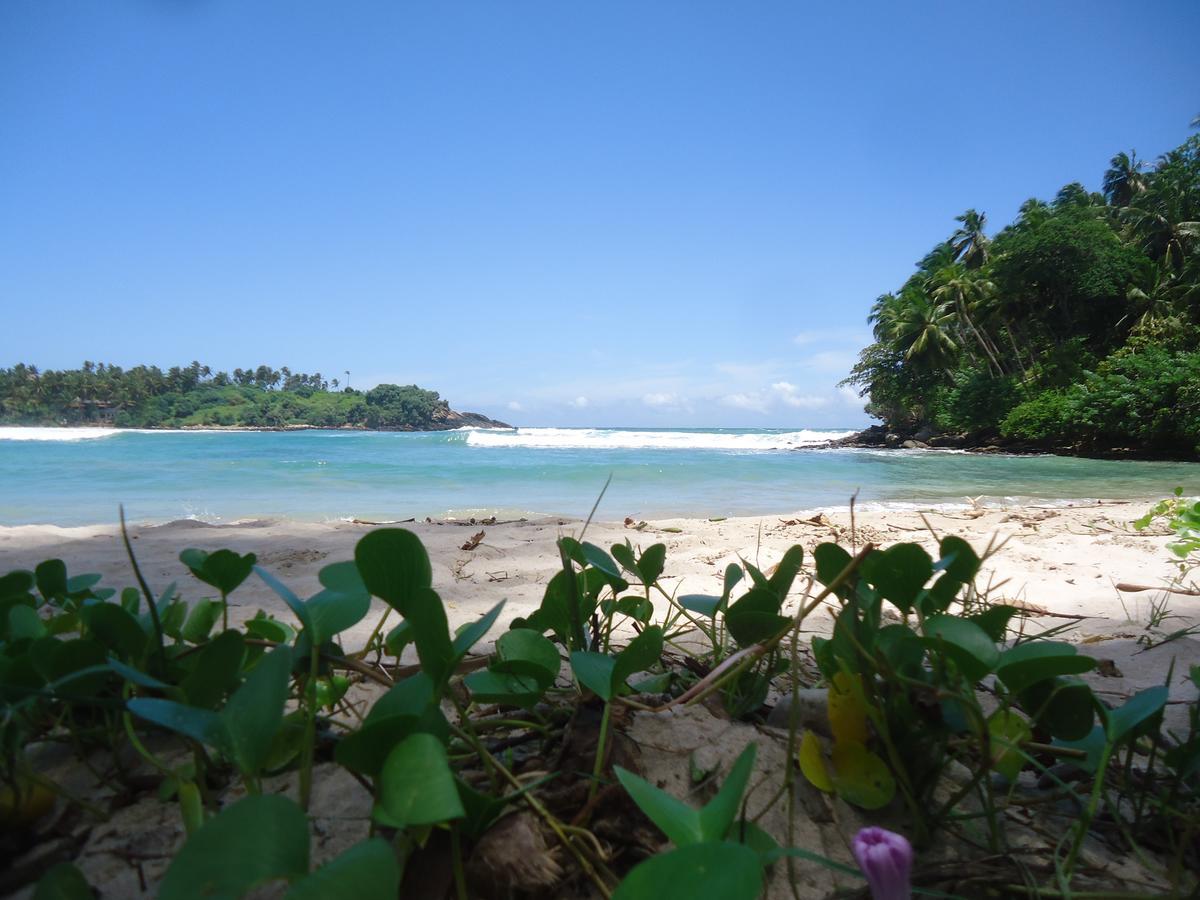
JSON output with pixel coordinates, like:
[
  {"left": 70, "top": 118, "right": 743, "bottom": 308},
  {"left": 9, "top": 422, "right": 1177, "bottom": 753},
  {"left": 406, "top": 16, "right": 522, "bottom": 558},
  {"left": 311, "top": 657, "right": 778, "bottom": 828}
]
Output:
[{"left": 6, "top": 522, "right": 1198, "bottom": 899}]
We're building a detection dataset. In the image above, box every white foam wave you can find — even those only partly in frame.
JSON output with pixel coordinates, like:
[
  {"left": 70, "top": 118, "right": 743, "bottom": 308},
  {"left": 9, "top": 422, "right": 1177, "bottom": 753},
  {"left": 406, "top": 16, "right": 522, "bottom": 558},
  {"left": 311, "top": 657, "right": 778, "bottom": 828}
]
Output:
[
  {"left": 0, "top": 426, "right": 269, "bottom": 442},
  {"left": 0, "top": 426, "right": 124, "bottom": 442},
  {"left": 464, "top": 427, "right": 855, "bottom": 451}
]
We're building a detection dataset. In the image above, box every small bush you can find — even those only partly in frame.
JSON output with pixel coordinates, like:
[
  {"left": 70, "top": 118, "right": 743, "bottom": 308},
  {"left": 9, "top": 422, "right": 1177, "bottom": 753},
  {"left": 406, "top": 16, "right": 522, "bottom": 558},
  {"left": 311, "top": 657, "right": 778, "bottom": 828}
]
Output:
[{"left": 1000, "top": 390, "right": 1075, "bottom": 442}]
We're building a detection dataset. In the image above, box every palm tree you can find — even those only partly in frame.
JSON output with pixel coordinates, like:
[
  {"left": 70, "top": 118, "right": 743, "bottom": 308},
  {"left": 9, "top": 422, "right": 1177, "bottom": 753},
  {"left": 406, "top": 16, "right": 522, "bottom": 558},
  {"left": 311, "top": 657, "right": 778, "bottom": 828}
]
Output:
[
  {"left": 1015, "top": 198, "right": 1050, "bottom": 230},
  {"left": 1102, "top": 151, "right": 1146, "bottom": 208},
  {"left": 891, "top": 291, "right": 959, "bottom": 370},
  {"left": 868, "top": 293, "right": 905, "bottom": 342},
  {"left": 1125, "top": 266, "right": 1200, "bottom": 328},
  {"left": 1052, "top": 182, "right": 1102, "bottom": 209},
  {"left": 930, "top": 267, "right": 1005, "bottom": 376},
  {"left": 1124, "top": 207, "right": 1200, "bottom": 273},
  {"left": 949, "top": 210, "right": 989, "bottom": 269}
]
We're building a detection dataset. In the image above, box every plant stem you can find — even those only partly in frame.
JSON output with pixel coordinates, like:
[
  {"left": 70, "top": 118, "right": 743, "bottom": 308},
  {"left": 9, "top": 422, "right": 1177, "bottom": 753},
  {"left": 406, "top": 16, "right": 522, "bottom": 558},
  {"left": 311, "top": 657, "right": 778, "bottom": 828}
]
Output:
[
  {"left": 558, "top": 546, "right": 586, "bottom": 651},
  {"left": 588, "top": 700, "right": 612, "bottom": 805},
  {"left": 470, "top": 736, "right": 614, "bottom": 898},
  {"left": 1063, "top": 741, "right": 1114, "bottom": 878},
  {"left": 450, "top": 703, "right": 499, "bottom": 790},
  {"left": 299, "top": 641, "right": 319, "bottom": 811},
  {"left": 450, "top": 825, "right": 468, "bottom": 900},
  {"left": 355, "top": 605, "right": 393, "bottom": 660},
  {"left": 119, "top": 505, "right": 167, "bottom": 674}
]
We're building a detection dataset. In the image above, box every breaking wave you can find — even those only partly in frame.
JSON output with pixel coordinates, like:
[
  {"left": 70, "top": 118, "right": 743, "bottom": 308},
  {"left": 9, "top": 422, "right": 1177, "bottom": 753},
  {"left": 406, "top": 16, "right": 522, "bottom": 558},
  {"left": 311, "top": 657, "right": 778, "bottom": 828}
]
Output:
[
  {"left": 0, "top": 427, "right": 125, "bottom": 442},
  {"left": 464, "top": 427, "right": 854, "bottom": 451}
]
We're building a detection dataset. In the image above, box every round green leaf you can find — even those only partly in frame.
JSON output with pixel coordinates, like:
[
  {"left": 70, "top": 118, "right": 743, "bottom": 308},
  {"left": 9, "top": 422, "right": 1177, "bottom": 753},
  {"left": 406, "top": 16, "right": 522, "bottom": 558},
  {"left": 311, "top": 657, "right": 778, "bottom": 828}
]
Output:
[
  {"left": 1104, "top": 686, "right": 1168, "bottom": 744},
  {"left": 813, "top": 543, "right": 854, "bottom": 597},
  {"left": 1020, "top": 677, "right": 1096, "bottom": 740},
  {"left": 159, "top": 795, "right": 310, "bottom": 900},
  {"left": 988, "top": 709, "right": 1033, "bottom": 781},
  {"left": 636, "top": 544, "right": 667, "bottom": 585},
  {"left": 181, "top": 549, "right": 257, "bottom": 597},
  {"left": 374, "top": 733, "right": 464, "bottom": 828},
  {"left": 8, "top": 604, "right": 46, "bottom": 641},
  {"left": 997, "top": 642, "right": 1095, "bottom": 694},
  {"left": 864, "top": 544, "right": 933, "bottom": 614},
  {"left": 831, "top": 740, "right": 896, "bottom": 810},
  {"left": 570, "top": 651, "right": 617, "bottom": 701},
  {"left": 922, "top": 615, "right": 1000, "bottom": 682},
  {"left": 181, "top": 630, "right": 246, "bottom": 708},
  {"left": 355, "top": 529, "right": 432, "bottom": 616},
  {"left": 284, "top": 839, "right": 398, "bottom": 900},
  {"left": 937, "top": 535, "right": 981, "bottom": 582},
  {"left": 494, "top": 628, "right": 561, "bottom": 685},
  {"left": 613, "top": 842, "right": 762, "bottom": 900},
  {"left": 463, "top": 668, "right": 545, "bottom": 708},
  {"left": 613, "top": 626, "right": 664, "bottom": 690},
  {"left": 35, "top": 560, "right": 68, "bottom": 601}
]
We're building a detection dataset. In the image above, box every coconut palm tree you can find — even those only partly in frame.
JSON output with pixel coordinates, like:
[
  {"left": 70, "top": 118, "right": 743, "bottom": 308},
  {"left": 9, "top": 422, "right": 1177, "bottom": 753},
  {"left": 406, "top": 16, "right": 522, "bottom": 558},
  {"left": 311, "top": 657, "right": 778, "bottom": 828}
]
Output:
[
  {"left": 868, "top": 293, "right": 906, "bottom": 342},
  {"left": 891, "top": 291, "right": 959, "bottom": 370},
  {"left": 949, "top": 210, "right": 989, "bottom": 269},
  {"left": 1102, "top": 151, "right": 1147, "bottom": 208},
  {"left": 1014, "top": 198, "right": 1050, "bottom": 231},
  {"left": 930, "top": 267, "right": 1005, "bottom": 376},
  {"left": 1124, "top": 207, "right": 1200, "bottom": 273},
  {"left": 1125, "top": 264, "right": 1200, "bottom": 328}
]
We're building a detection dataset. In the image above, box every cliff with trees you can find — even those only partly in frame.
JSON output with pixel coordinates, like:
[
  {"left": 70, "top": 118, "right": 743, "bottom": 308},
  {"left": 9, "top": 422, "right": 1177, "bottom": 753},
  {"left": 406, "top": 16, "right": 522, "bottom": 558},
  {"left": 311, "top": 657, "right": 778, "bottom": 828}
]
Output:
[
  {"left": 843, "top": 130, "right": 1200, "bottom": 458},
  {"left": 0, "top": 362, "right": 510, "bottom": 430}
]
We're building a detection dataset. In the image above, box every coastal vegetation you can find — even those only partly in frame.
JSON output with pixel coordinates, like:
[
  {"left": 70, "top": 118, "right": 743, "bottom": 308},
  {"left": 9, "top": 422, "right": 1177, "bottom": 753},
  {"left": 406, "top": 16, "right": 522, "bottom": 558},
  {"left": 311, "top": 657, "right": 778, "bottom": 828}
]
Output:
[
  {"left": 2, "top": 509, "right": 1197, "bottom": 897},
  {"left": 844, "top": 130, "right": 1200, "bottom": 457},
  {"left": 0, "top": 362, "right": 500, "bottom": 430}
]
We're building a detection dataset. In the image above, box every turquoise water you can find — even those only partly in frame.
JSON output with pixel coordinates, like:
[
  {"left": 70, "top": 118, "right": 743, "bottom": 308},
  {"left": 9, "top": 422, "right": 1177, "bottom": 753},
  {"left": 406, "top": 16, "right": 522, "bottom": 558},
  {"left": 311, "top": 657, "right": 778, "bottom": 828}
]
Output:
[{"left": 1, "top": 426, "right": 1198, "bottom": 526}]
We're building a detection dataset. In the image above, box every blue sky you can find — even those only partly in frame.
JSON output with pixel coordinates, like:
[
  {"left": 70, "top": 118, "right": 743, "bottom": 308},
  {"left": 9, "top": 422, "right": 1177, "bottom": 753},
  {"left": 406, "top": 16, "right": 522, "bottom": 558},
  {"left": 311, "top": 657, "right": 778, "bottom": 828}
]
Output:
[{"left": 2, "top": 1, "right": 1197, "bottom": 428}]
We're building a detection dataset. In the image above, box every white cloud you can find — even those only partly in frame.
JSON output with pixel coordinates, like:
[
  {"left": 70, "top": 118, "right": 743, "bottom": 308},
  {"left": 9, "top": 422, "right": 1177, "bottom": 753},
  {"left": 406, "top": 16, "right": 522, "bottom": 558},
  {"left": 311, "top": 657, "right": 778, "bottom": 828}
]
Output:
[
  {"left": 771, "top": 382, "right": 829, "bottom": 409},
  {"left": 506, "top": 401, "right": 523, "bottom": 412},
  {"left": 720, "top": 392, "right": 771, "bottom": 414},
  {"left": 800, "top": 350, "right": 858, "bottom": 374},
  {"left": 839, "top": 385, "right": 865, "bottom": 408},
  {"left": 715, "top": 361, "right": 780, "bottom": 381},
  {"left": 642, "top": 392, "right": 678, "bottom": 408},
  {"left": 568, "top": 396, "right": 589, "bottom": 408}
]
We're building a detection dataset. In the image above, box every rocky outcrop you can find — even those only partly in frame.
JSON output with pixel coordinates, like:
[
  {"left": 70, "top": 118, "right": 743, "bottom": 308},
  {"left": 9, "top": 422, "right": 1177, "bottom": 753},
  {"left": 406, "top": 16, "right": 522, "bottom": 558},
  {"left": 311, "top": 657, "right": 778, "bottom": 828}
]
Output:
[
  {"left": 802, "top": 423, "right": 1184, "bottom": 460},
  {"left": 807, "top": 424, "right": 977, "bottom": 452},
  {"left": 428, "top": 406, "right": 512, "bottom": 430}
]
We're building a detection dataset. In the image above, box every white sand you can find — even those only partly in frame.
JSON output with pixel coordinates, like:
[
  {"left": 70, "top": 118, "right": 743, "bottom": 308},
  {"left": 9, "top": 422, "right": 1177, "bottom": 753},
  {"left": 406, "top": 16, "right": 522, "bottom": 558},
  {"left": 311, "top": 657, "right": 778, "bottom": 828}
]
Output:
[{"left": 2, "top": 500, "right": 1197, "bottom": 726}]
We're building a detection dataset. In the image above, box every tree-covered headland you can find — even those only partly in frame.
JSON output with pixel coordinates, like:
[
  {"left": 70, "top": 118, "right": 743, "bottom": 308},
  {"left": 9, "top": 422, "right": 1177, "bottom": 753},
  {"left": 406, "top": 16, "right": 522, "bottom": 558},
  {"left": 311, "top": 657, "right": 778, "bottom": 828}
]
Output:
[
  {"left": 0, "top": 362, "right": 508, "bottom": 430},
  {"left": 844, "top": 131, "right": 1200, "bottom": 458}
]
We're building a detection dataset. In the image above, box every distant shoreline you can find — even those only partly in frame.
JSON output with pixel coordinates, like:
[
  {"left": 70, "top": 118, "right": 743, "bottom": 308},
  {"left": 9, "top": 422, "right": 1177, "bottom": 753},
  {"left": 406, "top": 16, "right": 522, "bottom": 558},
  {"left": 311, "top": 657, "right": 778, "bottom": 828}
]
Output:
[{"left": 0, "top": 420, "right": 514, "bottom": 434}]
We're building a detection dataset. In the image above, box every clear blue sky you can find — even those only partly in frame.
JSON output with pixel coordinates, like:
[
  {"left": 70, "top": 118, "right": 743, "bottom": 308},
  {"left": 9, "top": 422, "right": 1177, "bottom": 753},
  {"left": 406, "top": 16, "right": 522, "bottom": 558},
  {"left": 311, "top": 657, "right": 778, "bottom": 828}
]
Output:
[{"left": 2, "top": 1, "right": 1197, "bottom": 428}]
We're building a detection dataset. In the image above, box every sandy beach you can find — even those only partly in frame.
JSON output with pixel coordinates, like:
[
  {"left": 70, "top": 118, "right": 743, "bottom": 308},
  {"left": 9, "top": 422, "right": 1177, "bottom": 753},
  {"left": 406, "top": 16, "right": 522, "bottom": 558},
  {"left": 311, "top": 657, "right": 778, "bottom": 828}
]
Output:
[{"left": 2, "top": 499, "right": 1197, "bottom": 728}]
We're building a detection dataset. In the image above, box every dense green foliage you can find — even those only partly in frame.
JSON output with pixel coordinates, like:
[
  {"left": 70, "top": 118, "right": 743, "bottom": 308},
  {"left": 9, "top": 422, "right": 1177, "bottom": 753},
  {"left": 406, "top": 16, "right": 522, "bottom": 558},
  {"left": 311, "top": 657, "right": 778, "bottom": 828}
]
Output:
[
  {"left": 0, "top": 361, "right": 450, "bottom": 429},
  {"left": 845, "top": 131, "right": 1200, "bottom": 456},
  {"left": 4, "top": 520, "right": 1197, "bottom": 896}
]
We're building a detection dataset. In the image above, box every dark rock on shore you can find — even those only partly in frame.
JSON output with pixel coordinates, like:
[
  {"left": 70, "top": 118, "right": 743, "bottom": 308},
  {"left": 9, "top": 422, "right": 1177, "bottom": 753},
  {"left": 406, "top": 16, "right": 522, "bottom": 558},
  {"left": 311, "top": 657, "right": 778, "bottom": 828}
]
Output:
[
  {"left": 809, "top": 424, "right": 1044, "bottom": 454},
  {"left": 428, "top": 407, "right": 512, "bottom": 430},
  {"left": 802, "top": 424, "right": 1196, "bottom": 461}
]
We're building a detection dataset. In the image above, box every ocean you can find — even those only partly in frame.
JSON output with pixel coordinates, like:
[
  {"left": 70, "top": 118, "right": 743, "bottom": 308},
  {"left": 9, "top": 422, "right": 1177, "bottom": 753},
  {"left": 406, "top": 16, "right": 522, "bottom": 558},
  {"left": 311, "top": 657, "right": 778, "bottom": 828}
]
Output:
[{"left": 1, "top": 426, "right": 1197, "bottom": 527}]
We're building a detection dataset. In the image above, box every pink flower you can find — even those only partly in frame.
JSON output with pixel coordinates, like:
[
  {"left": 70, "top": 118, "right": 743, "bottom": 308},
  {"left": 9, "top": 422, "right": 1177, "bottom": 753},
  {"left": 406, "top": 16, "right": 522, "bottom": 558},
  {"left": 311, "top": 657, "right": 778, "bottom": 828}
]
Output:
[{"left": 852, "top": 827, "right": 913, "bottom": 900}]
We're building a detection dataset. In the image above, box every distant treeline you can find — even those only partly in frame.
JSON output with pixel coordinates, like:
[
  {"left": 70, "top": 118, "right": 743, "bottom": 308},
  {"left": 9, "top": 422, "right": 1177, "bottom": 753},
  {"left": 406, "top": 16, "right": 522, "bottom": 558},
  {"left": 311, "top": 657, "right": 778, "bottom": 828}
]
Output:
[
  {"left": 844, "top": 129, "right": 1200, "bottom": 456},
  {"left": 0, "top": 361, "right": 449, "bottom": 429}
]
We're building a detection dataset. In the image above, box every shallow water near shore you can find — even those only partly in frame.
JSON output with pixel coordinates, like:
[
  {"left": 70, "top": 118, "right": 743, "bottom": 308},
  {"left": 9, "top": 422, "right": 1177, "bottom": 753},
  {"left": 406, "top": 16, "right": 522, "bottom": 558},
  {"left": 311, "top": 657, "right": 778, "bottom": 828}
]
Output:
[{"left": 1, "top": 426, "right": 1198, "bottom": 526}]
